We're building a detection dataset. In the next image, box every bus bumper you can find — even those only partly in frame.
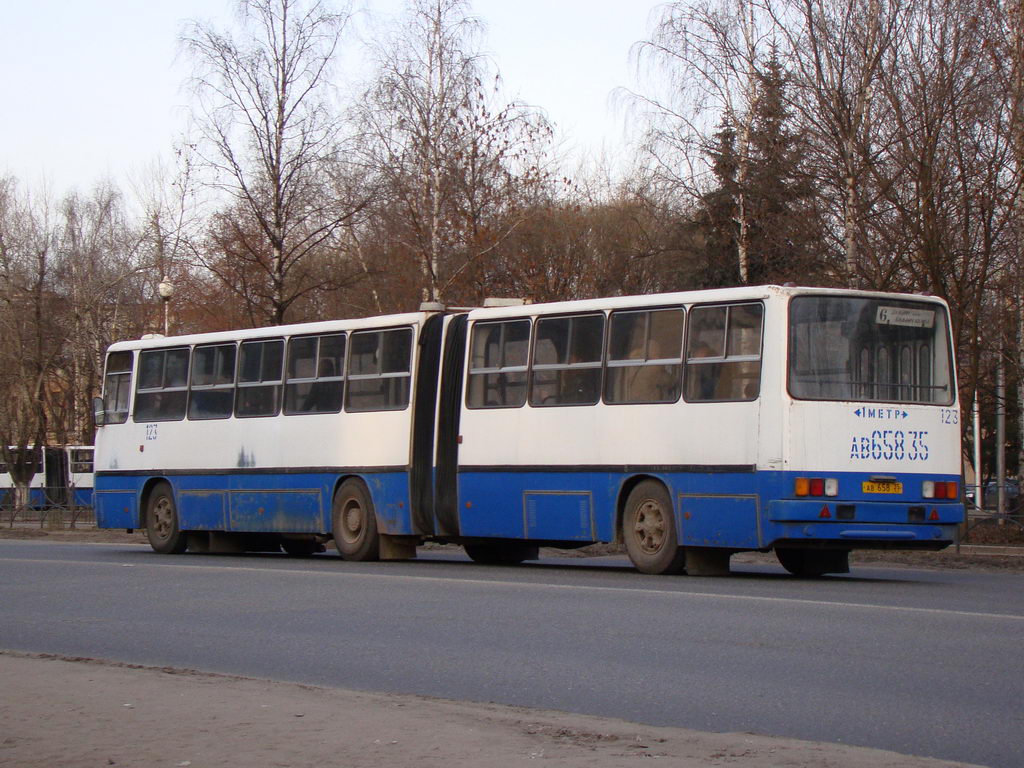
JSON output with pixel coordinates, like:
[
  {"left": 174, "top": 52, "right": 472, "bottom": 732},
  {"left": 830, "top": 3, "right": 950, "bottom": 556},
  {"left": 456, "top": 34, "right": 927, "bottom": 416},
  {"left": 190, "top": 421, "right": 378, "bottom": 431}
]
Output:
[{"left": 764, "top": 499, "right": 963, "bottom": 549}]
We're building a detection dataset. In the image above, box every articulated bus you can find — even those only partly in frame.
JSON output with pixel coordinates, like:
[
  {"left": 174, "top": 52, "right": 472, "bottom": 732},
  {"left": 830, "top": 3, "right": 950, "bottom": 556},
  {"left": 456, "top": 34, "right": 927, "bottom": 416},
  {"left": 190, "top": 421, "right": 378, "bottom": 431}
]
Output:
[
  {"left": 1, "top": 446, "right": 95, "bottom": 510},
  {"left": 93, "top": 285, "right": 964, "bottom": 576}
]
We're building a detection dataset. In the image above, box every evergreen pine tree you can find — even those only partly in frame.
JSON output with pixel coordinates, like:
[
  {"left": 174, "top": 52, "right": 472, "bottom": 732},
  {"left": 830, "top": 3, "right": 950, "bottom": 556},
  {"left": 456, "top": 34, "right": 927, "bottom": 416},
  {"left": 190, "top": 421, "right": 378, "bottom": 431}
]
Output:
[
  {"left": 687, "top": 51, "right": 822, "bottom": 288},
  {"left": 744, "top": 52, "right": 819, "bottom": 284}
]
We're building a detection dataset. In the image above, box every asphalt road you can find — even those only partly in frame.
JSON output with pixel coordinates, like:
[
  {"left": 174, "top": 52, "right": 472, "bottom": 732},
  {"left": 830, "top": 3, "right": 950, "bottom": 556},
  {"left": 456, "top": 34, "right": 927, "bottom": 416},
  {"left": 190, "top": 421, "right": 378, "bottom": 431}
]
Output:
[{"left": 2, "top": 540, "right": 1021, "bottom": 768}]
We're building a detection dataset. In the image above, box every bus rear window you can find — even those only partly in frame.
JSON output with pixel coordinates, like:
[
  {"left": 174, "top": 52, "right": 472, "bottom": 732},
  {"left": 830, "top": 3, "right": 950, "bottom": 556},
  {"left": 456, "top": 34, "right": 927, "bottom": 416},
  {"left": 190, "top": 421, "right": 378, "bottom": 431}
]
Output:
[{"left": 788, "top": 296, "right": 954, "bottom": 405}]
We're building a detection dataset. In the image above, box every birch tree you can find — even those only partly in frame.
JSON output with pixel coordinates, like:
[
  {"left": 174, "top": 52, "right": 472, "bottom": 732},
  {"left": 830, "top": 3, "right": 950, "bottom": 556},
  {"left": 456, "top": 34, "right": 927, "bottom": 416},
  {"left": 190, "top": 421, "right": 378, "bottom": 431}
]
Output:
[
  {"left": 765, "top": 0, "right": 909, "bottom": 283},
  {"left": 355, "top": 0, "right": 550, "bottom": 306},
  {"left": 632, "top": 0, "right": 778, "bottom": 283},
  {"left": 183, "top": 0, "right": 364, "bottom": 324}
]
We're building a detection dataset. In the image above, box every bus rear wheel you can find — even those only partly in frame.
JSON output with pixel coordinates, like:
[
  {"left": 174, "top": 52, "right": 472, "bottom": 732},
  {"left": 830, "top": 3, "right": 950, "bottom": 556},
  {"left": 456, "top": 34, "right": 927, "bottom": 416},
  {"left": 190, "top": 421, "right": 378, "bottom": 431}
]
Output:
[
  {"left": 145, "top": 482, "right": 188, "bottom": 554},
  {"left": 776, "top": 547, "right": 850, "bottom": 577},
  {"left": 623, "top": 481, "right": 686, "bottom": 575},
  {"left": 332, "top": 480, "right": 380, "bottom": 561}
]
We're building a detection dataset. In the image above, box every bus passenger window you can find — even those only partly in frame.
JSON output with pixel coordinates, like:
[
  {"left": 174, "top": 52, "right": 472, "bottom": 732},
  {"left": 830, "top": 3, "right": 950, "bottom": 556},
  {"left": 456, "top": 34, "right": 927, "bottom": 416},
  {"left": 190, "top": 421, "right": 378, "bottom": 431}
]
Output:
[
  {"left": 134, "top": 348, "right": 190, "bottom": 421},
  {"left": 345, "top": 328, "right": 412, "bottom": 412},
  {"left": 605, "top": 308, "right": 683, "bottom": 404},
  {"left": 188, "top": 343, "right": 237, "bottom": 420},
  {"left": 285, "top": 334, "right": 345, "bottom": 414},
  {"left": 102, "top": 351, "right": 134, "bottom": 424},
  {"left": 236, "top": 339, "right": 284, "bottom": 417},
  {"left": 684, "top": 303, "right": 762, "bottom": 402},
  {"left": 467, "top": 320, "right": 530, "bottom": 408},
  {"left": 530, "top": 314, "right": 604, "bottom": 407},
  {"left": 70, "top": 448, "right": 94, "bottom": 474}
]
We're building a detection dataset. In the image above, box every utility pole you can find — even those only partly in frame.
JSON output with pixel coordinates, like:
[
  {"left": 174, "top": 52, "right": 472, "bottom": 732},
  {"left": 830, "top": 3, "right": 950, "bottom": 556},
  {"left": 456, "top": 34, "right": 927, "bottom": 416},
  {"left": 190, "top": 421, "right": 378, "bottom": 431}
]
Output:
[
  {"left": 996, "top": 354, "right": 1006, "bottom": 521},
  {"left": 973, "top": 389, "right": 982, "bottom": 512}
]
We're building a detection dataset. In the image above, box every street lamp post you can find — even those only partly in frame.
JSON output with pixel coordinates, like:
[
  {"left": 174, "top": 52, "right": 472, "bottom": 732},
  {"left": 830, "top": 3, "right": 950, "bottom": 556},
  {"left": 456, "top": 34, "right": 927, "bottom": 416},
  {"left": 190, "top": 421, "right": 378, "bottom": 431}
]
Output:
[{"left": 157, "top": 276, "right": 174, "bottom": 336}]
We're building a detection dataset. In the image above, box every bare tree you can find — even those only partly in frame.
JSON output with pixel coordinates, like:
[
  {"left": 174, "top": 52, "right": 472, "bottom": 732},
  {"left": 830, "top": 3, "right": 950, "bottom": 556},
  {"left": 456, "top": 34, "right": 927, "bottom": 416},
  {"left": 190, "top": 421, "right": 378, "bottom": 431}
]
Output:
[
  {"left": 978, "top": 0, "right": 1024, "bottom": 490},
  {"left": 764, "top": 0, "right": 910, "bottom": 282},
  {"left": 355, "top": 0, "right": 550, "bottom": 306},
  {"left": 630, "top": 0, "right": 783, "bottom": 283},
  {"left": 631, "top": 0, "right": 841, "bottom": 286},
  {"left": 183, "top": 0, "right": 365, "bottom": 324},
  {"left": 0, "top": 178, "right": 61, "bottom": 515}
]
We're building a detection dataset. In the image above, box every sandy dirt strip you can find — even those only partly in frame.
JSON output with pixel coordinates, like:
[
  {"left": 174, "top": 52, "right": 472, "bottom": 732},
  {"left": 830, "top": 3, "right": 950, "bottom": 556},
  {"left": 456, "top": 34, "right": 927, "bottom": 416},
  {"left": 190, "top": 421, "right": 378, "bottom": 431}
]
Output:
[{"left": 0, "top": 651, "right": 984, "bottom": 768}]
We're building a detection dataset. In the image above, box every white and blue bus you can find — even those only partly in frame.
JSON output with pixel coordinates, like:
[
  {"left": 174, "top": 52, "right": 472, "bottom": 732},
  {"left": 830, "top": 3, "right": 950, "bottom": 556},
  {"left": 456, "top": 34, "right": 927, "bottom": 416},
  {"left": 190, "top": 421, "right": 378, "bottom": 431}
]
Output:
[
  {"left": 93, "top": 285, "right": 964, "bottom": 575},
  {"left": 1, "top": 446, "right": 94, "bottom": 510}
]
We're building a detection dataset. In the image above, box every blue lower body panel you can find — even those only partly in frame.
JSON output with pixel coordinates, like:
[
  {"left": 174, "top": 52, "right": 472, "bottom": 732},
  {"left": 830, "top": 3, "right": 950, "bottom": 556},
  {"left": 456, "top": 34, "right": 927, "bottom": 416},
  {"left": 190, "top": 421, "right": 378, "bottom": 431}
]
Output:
[
  {"left": 94, "top": 471, "right": 414, "bottom": 535},
  {"left": 457, "top": 469, "right": 963, "bottom": 550},
  {"left": 95, "top": 467, "right": 965, "bottom": 551},
  {"left": 458, "top": 469, "right": 769, "bottom": 546}
]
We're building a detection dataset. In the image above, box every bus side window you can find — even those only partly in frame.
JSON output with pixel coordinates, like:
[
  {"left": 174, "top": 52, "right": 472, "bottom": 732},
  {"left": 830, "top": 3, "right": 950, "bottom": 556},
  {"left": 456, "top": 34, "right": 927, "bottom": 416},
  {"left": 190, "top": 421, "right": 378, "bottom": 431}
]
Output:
[
  {"left": 605, "top": 308, "right": 683, "bottom": 404},
  {"left": 467, "top": 319, "right": 530, "bottom": 408},
  {"left": 285, "top": 334, "right": 345, "bottom": 414},
  {"left": 236, "top": 339, "right": 284, "bottom": 417},
  {"left": 70, "top": 448, "right": 94, "bottom": 474},
  {"left": 530, "top": 314, "right": 604, "bottom": 407},
  {"left": 103, "top": 351, "right": 134, "bottom": 424},
  {"left": 685, "top": 303, "right": 762, "bottom": 402},
  {"left": 345, "top": 328, "right": 412, "bottom": 412},
  {"left": 134, "top": 348, "right": 190, "bottom": 421},
  {"left": 188, "top": 343, "right": 237, "bottom": 420}
]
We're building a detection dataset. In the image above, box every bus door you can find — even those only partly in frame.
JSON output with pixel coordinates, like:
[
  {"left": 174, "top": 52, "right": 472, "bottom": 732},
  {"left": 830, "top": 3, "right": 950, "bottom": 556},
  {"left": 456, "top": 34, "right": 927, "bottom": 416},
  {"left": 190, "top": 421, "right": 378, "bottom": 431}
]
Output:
[
  {"left": 410, "top": 313, "right": 444, "bottom": 535},
  {"left": 434, "top": 314, "right": 468, "bottom": 537},
  {"left": 44, "top": 447, "right": 69, "bottom": 508}
]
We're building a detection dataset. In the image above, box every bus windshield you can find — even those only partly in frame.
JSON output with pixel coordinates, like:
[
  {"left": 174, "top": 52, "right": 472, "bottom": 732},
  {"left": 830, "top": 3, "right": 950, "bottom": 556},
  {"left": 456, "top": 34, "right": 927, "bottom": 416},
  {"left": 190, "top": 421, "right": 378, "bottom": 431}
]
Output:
[{"left": 788, "top": 295, "right": 954, "bottom": 405}]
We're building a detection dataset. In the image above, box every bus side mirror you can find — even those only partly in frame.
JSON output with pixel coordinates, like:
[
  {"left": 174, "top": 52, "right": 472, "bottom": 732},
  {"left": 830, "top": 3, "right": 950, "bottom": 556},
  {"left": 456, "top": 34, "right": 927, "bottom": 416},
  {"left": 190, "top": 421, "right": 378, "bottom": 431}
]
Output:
[{"left": 93, "top": 396, "right": 107, "bottom": 427}]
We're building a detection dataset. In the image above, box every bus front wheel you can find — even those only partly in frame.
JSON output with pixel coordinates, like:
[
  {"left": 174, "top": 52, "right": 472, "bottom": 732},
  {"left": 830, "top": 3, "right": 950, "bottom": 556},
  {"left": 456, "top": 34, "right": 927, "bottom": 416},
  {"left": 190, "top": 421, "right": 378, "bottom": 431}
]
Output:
[
  {"left": 623, "top": 481, "right": 686, "bottom": 575},
  {"left": 145, "top": 482, "right": 188, "bottom": 554},
  {"left": 332, "top": 480, "right": 380, "bottom": 561}
]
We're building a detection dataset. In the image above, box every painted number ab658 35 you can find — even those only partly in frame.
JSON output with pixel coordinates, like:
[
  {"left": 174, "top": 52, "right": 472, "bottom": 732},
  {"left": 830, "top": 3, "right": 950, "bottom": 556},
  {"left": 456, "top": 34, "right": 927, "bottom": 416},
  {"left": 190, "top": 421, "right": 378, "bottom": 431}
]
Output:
[{"left": 849, "top": 430, "right": 929, "bottom": 461}]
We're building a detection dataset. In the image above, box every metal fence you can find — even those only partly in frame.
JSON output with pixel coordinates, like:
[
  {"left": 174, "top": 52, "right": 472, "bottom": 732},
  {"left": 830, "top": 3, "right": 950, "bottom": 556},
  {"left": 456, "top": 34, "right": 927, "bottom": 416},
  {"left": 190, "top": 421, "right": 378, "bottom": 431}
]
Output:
[{"left": 3, "top": 503, "right": 95, "bottom": 529}]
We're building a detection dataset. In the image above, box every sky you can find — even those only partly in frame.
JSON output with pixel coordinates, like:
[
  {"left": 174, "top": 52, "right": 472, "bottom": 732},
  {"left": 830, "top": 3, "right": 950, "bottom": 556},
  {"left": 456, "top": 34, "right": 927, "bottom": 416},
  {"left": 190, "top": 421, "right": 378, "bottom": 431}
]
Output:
[{"left": 0, "top": 0, "right": 661, "bottom": 196}]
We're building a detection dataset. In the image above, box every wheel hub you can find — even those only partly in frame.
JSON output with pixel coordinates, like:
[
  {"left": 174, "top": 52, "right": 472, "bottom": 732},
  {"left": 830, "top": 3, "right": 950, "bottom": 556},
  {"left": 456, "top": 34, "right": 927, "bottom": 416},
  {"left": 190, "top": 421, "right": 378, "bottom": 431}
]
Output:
[
  {"left": 634, "top": 500, "right": 666, "bottom": 554},
  {"left": 152, "top": 498, "right": 173, "bottom": 540},
  {"left": 342, "top": 501, "right": 363, "bottom": 541}
]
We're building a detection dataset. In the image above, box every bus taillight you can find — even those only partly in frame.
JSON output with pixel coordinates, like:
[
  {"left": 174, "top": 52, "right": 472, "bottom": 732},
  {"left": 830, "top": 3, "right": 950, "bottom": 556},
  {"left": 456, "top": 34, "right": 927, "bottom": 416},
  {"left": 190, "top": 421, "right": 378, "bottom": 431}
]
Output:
[
  {"left": 923, "top": 481, "right": 958, "bottom": 499},
  {"left": 795, "top": 477, "right": 838, "bottom": 497}
]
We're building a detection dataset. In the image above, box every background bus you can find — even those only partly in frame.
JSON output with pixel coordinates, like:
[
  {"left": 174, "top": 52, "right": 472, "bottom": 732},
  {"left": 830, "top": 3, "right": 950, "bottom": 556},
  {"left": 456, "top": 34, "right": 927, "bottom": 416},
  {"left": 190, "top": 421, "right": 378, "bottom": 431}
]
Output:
[
  {"left": 0, "top": 446, "right": 94, "bottom": 511},
  {"left": 93, "top": 285, "right": 964, "bottom": 575}
]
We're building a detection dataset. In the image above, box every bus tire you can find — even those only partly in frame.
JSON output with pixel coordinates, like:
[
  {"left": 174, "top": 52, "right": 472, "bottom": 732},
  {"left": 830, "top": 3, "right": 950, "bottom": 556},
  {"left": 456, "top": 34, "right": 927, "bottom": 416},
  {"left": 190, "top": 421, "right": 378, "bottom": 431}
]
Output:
[
  {"left": 623, "top": 480, "right": 686, "bottom": 575},
  {"left": 776, "top": 547, "right": 849, "bottom": 577},
  {"left": 332, "top": 480, "right": 380, "bottom": 561},
  {"left": 464, "top": 542, "right": 538, "bottom": 565},
  {"left": 145, "top": 482, "right": 188, "bottom": 554}
]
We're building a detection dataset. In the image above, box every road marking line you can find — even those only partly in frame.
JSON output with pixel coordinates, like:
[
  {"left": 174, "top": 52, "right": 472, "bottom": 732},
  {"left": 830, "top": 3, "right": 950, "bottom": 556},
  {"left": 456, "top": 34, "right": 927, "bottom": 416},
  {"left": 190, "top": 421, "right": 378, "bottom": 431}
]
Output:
[{"left": 2, "top": 554, "right": 1022, "bottom": 622}]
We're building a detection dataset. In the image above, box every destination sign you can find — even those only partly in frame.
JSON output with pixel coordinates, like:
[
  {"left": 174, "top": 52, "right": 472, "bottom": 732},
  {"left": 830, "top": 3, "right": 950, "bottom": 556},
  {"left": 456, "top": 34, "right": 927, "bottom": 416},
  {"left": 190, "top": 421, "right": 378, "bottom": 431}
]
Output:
[{"left": 875, "top": 306, "right": 935, "bottom": 328}]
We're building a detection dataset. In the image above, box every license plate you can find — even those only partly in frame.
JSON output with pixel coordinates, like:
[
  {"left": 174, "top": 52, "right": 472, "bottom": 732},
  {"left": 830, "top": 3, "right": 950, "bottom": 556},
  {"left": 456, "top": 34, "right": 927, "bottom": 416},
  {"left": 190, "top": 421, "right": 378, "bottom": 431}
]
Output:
[{"left": 862, "top": 481, "right": 903, "bottom": 494}]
